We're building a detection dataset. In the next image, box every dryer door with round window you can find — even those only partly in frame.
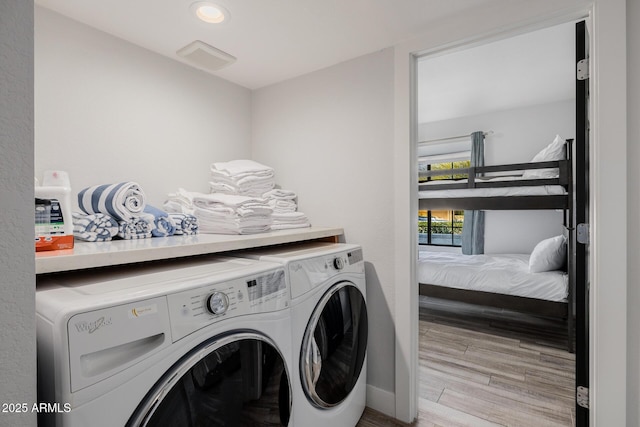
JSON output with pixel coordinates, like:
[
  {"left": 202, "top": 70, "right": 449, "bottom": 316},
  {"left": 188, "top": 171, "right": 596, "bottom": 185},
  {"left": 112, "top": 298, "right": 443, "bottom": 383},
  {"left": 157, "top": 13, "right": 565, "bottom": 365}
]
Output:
[
  {"left": 301, "top": 281, "right": 368, "bottom": 408},
  {"left": 127, "top": 333, "right": 291, "bottom": 427}
]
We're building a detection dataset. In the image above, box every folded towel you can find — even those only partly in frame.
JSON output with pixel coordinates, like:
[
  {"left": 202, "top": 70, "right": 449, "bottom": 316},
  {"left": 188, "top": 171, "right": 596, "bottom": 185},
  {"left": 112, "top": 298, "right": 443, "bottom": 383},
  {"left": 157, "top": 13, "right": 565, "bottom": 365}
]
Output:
[
  {"left": 143, "top": 205, "right": 176, "bottom": 237},
  {"left": 209, "top": 178, "right": 275, "bottom": 197},
  {"left": 211, "top": 160, "right": 274, "bottom": 178},
  {"left": 190, "top": 192, "right": 272, "bottom": 235},
  {"left": 163, "top": 188, "right": 196, "bottom": 215},
  {"left": 194, "top": 207, "right": 272, "bottom": 235},
  {"left": 168, "top": 213, "right": 199, "bottom": 235},
  {"left": 211, "top": 174, "right": 275, "bottom": 189},
  {"left": 117, "top": 215, "right": 154, "bottom": 240},
  {"left": 270, "top": 222, "right": 311, "bottom": 231},
  {"left": 193, "top": 193, "right": 272, "bottom": 214},
  {"left": 72, "top": 212, "right": 119, "bottom": 242},
  {"left": 266, "top": 199, "right": 297, "bottom": 213},
  {"left": 271, "top": 211, "right": 311, "bottom": 230},
  {"left": 263, "top": 188, "right": 299, "bottom": 213},
  {"left": 210, "top": 160, "right": 276, "bottom": 197},
  {"left": 272, "top": 211, "right": 308, "bottom": 221},
  {"left": 78, "top": 182, "right": 146, "bottom": 221},
  {"left": 263, "top": 189, "right": 297, "bottom": 200}
]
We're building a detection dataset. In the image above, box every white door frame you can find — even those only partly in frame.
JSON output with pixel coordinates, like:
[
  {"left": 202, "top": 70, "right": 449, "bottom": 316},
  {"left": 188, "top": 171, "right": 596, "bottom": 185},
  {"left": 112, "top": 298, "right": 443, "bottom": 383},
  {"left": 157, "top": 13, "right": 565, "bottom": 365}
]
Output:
[{"left": 393, "top": 1, "right": 627, "bottom": 424}]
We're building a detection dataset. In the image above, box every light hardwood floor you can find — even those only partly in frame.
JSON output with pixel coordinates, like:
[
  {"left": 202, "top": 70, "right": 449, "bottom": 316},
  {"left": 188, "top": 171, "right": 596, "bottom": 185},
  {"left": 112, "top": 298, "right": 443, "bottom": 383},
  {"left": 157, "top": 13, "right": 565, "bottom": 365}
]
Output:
[{"left": 357, "top": 297, "right": 575, "bottom": 427}]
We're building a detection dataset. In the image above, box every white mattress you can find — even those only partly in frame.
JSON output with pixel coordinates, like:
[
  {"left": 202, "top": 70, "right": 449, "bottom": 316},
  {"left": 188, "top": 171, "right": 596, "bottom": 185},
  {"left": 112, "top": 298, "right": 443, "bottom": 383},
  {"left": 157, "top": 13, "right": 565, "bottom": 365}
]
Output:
[
  {"left": 418, "top": 251, "right": 568, "bottom": 302},
  {"left": 419, "top": 176, "right": 567, "bottom": 199}
]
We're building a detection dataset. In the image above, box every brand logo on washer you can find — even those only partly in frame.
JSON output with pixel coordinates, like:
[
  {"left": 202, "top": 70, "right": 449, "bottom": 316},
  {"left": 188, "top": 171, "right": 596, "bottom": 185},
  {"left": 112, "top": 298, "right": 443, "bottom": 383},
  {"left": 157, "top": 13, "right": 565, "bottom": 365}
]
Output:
[
  {"left": 129, "top": 304, "right": 158, "bottom": 319},
  {"left": 73, "top": 316, "right": 112, "bottom": 334}
]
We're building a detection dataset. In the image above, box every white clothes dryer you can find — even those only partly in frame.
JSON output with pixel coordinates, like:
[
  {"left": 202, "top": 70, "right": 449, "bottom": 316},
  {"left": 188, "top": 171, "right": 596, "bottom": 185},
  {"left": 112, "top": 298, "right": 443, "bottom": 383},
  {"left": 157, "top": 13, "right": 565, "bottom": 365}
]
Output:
[
  {"left": 36, "top": 256, "right": 293, "bottom": 427},
  {"left": 234, "top": 243, "right": 367, "bottom": 427}
]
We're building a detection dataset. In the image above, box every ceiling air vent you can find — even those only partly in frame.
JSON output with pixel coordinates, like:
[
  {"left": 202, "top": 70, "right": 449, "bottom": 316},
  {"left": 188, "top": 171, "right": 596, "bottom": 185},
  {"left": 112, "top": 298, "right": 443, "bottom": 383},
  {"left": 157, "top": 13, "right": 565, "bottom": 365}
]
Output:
[{"left": 177, "top": 40, "right": 236, "bottom": 72}]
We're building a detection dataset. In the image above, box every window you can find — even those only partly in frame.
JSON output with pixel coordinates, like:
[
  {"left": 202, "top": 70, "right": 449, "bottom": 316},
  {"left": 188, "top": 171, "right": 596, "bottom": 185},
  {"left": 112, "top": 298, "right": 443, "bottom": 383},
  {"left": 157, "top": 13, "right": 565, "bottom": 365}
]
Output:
[
  {"left": 418, "top": 209, "right": 464, "bottom": 246},
  {"left": 426, "top": 160, "right": 470, "bottom": 181},
  {"left": 418, "top": 158, "right": 470, "bottom": 247}
]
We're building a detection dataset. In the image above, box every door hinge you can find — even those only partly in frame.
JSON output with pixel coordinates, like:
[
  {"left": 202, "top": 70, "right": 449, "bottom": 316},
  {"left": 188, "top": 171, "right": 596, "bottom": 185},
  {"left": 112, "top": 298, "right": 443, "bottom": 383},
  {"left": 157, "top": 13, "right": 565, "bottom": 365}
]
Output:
[
  {"left": 577, "top": 386, "right": 589, "bottom": 409},
  {"left": 577, "top": 59, "right": 589, "bottom": 80},
  {"left": 577, "top": 223, "right": 590, "bottom": 244}
]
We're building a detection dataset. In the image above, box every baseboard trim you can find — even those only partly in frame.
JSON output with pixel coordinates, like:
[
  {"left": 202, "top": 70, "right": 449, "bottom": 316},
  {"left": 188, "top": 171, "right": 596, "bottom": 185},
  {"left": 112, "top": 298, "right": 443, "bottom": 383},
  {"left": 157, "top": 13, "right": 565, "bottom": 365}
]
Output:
[{"left": 366, "top": 384, "right": 396, "bottom": 418}]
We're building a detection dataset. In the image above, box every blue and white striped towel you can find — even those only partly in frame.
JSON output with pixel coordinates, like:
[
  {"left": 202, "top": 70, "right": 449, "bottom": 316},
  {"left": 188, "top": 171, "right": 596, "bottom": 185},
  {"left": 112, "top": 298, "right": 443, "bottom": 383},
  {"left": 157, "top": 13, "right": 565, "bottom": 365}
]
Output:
[
  {"left": 143, "top": 205, "right": 176, "bottom": 237},
  {"left": 72, "top": 212, "right": 119, "bottom": 242},
  {"left": 168, "top": 213, "right": 199, "bottom": 235},
  {"left": 78, "top": 182, "right": 146, "bottom": 221},
  {"left": 117, "top": 215, "right": 154, "bottom": 240}
]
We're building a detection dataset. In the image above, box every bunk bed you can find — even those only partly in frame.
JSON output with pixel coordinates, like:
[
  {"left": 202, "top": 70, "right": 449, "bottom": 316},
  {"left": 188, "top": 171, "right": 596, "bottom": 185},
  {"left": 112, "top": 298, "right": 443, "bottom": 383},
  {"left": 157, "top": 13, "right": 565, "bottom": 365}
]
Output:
[
  {"left": 418, "top": 138, "right": 576, "bottom": 351},
  {"left": 418, "top": 153, "right": 571, "bottom": 211}
]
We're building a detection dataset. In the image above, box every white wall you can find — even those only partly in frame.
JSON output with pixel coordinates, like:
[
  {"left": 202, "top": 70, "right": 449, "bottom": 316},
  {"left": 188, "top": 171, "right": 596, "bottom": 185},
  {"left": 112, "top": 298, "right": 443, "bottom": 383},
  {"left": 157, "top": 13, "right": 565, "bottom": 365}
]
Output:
[
  {"left": 251, "top": 48, "right": 397, "bottom": 411},
  {"left": 419, "top": 100, "right": 575, "bottom": 165},
  {"left": 419, "top": 100, "right": 574, "bottom": 253},
  {"left": 486, "top": 211, "right": 563, "bottom": 254},
  {"left": 0, "top": 1, "right": 36, "bottom": 426},
  {"left": 35, "top": 7, "right": 252, "bottom": 208},
  {"left": 627, "top": 0, "right": 640, "bottom": 425}
]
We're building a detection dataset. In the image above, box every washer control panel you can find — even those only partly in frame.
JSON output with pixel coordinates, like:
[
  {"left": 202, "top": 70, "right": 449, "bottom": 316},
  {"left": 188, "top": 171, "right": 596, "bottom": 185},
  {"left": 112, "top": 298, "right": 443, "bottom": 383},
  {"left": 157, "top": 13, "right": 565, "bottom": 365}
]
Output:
[
  {"left": 205, "top": 291, "right": 230, "bottom": 315},
  {"left": 167, "top": 268, "right": 287, "bottom": 341}
]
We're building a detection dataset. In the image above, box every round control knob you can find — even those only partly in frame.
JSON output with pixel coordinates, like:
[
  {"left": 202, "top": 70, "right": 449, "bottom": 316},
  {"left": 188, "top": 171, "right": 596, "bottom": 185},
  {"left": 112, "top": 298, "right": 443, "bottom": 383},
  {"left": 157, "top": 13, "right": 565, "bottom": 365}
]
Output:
[
  {"left": 206, "top": 292, "right": 229, "bottom": 315},
  {"left": 333, "top": 257, "right": 344, "bottom": 270}
]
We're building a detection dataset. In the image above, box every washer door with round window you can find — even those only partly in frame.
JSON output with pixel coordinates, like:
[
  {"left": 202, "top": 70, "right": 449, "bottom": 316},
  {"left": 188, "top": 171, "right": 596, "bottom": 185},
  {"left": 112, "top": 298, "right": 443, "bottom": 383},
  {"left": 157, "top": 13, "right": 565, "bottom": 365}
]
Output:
[
  {"left": 300, "top": 281, "right": 368, "bottom": 408},
  {"left": 127, "top": 332, "right": 291, "bottom": 427}
]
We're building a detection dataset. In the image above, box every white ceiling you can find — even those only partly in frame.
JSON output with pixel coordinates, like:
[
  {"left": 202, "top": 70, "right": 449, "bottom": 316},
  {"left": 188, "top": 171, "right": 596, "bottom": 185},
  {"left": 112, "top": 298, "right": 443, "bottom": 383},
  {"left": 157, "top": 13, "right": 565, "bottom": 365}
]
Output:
[
  {"left": 35, "top": 0, "right": 575, "bottom": 122},
  {"left": 417, "top": 22, "right": 575, "bottom": 123},
  {"left": 35, "top": 0, "right": 503, "bottom": 89}
]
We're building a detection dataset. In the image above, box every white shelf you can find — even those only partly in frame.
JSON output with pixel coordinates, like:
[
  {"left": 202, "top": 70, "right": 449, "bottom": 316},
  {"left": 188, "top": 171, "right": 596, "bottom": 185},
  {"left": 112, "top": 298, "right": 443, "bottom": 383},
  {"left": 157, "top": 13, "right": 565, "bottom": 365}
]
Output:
[{"left": 36, "top": 226, "right": 343, "bottom": 274}]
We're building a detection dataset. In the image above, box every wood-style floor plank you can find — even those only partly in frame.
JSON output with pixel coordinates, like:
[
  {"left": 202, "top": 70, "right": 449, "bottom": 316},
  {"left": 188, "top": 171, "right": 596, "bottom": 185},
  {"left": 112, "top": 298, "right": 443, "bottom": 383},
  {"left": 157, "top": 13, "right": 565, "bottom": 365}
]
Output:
[
  {"left": 357, "top": 297, "right": 575, "bottom": 426},
  {"left": 418, "top": 398, "right": 505, "bottom": 427}
]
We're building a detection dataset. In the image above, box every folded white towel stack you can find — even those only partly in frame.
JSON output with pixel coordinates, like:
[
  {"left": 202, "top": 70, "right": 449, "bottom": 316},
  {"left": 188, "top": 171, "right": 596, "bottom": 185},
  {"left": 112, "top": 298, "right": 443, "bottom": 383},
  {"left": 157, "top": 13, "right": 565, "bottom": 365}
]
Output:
[
  {"left": 163, "top": 188, "right": 196, "bottom": 215},
  {"left": 164, "top": 160, "right": 311, "bottom": 236},
  {"left": 263, "top": 189, "right": 297, "bottom": 213},
  {"left": 210, "top": 160, "right": 275, "bottom": 197},
  {"left": 271, "top": 212, "right": 311, "bottom": 230},
  {"left": 192, "top": 192, "right": 272, "bottom": 235},
  {"left": 262, "top": 189, "right": 311, "bottom": 230}
]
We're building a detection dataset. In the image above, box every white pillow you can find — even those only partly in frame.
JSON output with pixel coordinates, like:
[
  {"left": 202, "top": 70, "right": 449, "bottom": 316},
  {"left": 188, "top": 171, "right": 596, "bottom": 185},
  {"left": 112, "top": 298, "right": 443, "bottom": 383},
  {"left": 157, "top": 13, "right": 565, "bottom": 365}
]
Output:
[
  {"left": 529, "top": 235, "right": 567, "bottom": 273},
  {"left": 522, "top": 134, "right": 566, "bottom": 179}
]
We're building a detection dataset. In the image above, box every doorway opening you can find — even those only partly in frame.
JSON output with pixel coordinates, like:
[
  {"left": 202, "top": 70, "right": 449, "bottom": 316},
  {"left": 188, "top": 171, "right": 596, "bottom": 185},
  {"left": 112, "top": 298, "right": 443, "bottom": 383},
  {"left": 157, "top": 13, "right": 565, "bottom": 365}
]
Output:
[{"left": 414, "top": 20, "right": 585, "bottom": 426}]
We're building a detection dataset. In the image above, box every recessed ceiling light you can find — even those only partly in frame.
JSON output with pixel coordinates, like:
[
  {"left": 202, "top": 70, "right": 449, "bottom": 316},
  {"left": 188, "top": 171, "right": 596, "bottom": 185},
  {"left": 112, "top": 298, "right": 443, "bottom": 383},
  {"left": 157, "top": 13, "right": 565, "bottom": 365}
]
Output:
[{"left": 191, "top": 2, "right": 229, "bottom": 24}]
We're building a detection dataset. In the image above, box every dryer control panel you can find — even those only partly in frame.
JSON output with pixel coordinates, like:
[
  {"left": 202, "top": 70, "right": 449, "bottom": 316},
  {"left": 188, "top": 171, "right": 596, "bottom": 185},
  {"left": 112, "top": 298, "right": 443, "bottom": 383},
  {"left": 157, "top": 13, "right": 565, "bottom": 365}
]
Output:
[
  {"left": 288, "top": 248, "right": 365, "bottom": 299},
  {"left": 167, "top": 268, "right": 287, "bottom": 341}
]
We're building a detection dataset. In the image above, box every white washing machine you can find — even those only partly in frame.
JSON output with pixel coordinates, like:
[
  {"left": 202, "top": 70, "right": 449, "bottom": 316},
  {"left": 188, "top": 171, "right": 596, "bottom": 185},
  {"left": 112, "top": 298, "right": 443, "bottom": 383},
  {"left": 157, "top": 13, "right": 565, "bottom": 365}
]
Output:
[
  {"left": 36, "top": 256, "right": 293, "bottom": 427},
  {"left": 234, "top": 243, "right": 367, "bottom": 427}
]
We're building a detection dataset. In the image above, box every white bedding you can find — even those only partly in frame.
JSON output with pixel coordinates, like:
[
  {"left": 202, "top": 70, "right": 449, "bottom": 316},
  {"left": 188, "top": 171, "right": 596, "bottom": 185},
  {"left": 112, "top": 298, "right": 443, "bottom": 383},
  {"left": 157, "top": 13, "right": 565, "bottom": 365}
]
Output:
[
  {"left": 419, "top": 176, "right": 566, "bottom": 199},
  {"left": 418, "top": 251, "right": 568, "bottom": 302}
]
